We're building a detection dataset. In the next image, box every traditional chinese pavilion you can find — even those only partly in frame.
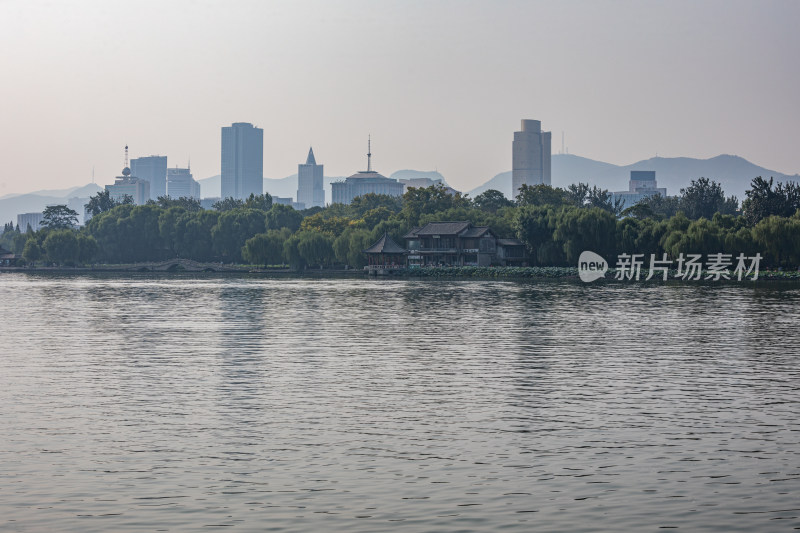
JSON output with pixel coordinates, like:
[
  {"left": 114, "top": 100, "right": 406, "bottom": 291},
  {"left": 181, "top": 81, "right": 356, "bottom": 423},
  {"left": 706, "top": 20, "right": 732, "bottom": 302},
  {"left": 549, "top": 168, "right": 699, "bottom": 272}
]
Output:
[{"left": 363, "top": 233, "right": 407, "bottom": 274}]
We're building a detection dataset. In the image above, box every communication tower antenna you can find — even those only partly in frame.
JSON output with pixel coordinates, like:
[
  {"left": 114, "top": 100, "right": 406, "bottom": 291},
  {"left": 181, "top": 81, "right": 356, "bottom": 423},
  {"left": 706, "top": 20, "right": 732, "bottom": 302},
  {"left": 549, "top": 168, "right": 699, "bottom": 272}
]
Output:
[
  {"left": 124, "top": 145, "right": 129, "bottom": 168},
  {"left": 367, "top": 135, "right": 372, "bottom": 172},
  {"left": 562, "top": 132, "right": 565, "bottom": 155}
]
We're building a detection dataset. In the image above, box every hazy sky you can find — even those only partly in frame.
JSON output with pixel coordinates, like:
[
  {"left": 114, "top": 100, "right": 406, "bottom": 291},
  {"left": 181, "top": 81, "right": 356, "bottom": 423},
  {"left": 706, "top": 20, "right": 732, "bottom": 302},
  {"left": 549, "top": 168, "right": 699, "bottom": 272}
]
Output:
[{"left": 1, "top": 0, "right": 798, "bottom": 196}]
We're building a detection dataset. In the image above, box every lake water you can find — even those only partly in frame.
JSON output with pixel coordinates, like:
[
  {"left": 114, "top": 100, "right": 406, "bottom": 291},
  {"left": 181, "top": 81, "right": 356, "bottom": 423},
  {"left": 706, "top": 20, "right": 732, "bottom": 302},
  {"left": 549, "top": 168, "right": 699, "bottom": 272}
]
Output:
[{"left": 1, "top": 273, "right": 799, "bottom": 532}]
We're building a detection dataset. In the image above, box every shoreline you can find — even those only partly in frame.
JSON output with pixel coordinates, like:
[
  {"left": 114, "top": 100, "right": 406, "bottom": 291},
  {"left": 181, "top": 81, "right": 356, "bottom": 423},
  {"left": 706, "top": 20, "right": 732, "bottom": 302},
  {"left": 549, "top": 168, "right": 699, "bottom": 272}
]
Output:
[{"left": 3, "top": 264, "right": 800, "bottom": 282}]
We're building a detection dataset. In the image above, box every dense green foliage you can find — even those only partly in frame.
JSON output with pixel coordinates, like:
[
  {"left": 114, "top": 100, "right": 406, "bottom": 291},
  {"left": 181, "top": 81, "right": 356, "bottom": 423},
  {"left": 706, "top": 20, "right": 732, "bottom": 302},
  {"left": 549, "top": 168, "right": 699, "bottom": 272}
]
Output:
[
  {"left": 41, "top": 205, "right": 80, "bottom": 230},
  {"left": 741, "top": 177, "right": 800, "bottom": 225},
  {"left": 3, "top": 177, "right": 799, "bottom": 271},
  {"left": 85, "top": 190, "right": 133, "bottom": 216}
]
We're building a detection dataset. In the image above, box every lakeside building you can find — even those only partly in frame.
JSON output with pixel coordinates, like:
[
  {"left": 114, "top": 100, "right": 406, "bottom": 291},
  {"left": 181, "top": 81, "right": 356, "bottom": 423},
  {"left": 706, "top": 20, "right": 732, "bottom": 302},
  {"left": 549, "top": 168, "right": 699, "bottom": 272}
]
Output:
[
  {"left": 611, "top": 170, "right": 667, "bottom": 209},
  {"left": 331, "top": 139, "right": 404, "bottom": 205},
  {"left": 221, "top": 122, "right": 263, "bottom": 200},
  {"left": 130, "top": 155, "right": 167, "bottom": 200},
  {"left": 402, "top": 221, "right": 527, "bottom": 267},
  {"left": 512, "top": 119, "right": 552, "bottom": 199},
  {"left": 363, "top": 233, "right": 408, "bottom": 273},
  {"left": 297, "top": 147, "right": 325, "bottom": 208},
  {"left": 167, "top": 167, "right": 201, "bottom": 199},
  {"left": 0, "top": 245, "right": 19, "bottom": 266},
  {"left": 17, "top": 212, "right": 43, "bottom": 233}
]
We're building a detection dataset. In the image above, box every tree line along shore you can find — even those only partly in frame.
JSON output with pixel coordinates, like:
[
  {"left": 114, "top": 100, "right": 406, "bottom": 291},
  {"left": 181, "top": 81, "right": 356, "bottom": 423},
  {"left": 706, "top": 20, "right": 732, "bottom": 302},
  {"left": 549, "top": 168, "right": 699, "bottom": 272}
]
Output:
[{"left": 1, "top": 176, "right": 799, "bottom": 274}]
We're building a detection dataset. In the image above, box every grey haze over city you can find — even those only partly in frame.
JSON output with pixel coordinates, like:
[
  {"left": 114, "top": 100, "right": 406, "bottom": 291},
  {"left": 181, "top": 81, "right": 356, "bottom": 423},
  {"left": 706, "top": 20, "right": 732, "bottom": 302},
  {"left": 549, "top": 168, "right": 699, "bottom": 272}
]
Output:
[{"left": 1, "top": 0, "right": 798, "bottom": 199}]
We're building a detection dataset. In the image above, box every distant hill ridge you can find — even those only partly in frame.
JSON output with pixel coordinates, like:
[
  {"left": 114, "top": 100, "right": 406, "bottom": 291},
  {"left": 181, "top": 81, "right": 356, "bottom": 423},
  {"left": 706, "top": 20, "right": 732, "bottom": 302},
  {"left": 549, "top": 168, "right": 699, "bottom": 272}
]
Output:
[
  {"left": 467, "top": 154, "right": 800, "bottom": 200},
  {"left": 0, "top": 183, "right": 103, "bottom": 226}
]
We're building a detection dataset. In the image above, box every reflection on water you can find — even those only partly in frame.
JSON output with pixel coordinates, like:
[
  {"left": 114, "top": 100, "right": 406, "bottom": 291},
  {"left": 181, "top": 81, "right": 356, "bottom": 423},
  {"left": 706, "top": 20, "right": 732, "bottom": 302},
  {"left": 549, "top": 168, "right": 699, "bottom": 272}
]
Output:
[{"left": 1, "top": 273, "right": 799, "bottom": 532}]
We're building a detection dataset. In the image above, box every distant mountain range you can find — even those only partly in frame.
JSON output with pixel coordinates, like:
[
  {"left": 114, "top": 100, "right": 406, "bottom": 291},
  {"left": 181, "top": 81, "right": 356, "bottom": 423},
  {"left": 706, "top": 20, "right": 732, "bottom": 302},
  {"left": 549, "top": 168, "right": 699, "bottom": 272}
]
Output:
[
  {"left": 467, "top": 154, "right": 800, "bottom": 200},
  {"left": 0, "top": 184, "right": 103, "bottom": 227},
  {"left": 2, "top": 154, "right": 796, "bottom": 226}
]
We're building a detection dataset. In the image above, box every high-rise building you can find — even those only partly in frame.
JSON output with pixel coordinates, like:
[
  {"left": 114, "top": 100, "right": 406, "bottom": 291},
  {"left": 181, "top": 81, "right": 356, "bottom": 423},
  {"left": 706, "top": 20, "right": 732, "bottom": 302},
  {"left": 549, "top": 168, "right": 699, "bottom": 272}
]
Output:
[
  {"left": 331, "top": 138, "right": 404, "bottom": 205},
  {"left": 106, "top": 147, "right": 150, "bottom": 205},
  {"left": 297, "top": 147, "right": 325, "bottom": 208},
  {"left": 167, "top": 167, "right": 201, "bottom": 199},
  {"left": 106, "top": 172, "right": 150, "bottom": 205},
  {"left": 611, "top": 171, "right": 668, "bottom": 209},
  {"left": 130, "top": 155, "right": 167, "bottom": 200},
  {"left": 66, "top": 197, "right": 89, "bottom": 226},
  {"left": 17, "top": 212, "right": 44, "bottom": 233},
  {"left": 221, "top": 122, "right": 263, "bottom": 200},
  {"left": 512, "top": 119, "right": 552, "bottom": 198}
]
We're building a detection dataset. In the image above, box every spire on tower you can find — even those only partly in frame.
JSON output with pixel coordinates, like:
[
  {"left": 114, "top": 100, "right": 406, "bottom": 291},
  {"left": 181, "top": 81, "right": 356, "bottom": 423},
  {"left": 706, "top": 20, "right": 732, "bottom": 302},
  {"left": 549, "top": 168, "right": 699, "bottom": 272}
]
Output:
[
  {"left": 122, "top": 145, "right": 131, "bottom": 176},
  {"left": 306, "top": 146, "right": 316, "bottom": 165},
  {"left": 367, "top": 135, "right": 372, "bottom": 172}
]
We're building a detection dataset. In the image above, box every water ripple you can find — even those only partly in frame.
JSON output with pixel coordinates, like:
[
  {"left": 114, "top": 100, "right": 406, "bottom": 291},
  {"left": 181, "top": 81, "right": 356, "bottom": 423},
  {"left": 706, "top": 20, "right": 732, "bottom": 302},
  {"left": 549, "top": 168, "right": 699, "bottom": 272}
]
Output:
[{"left": 1, "top": 273, "right": 799, "bottom": 532}]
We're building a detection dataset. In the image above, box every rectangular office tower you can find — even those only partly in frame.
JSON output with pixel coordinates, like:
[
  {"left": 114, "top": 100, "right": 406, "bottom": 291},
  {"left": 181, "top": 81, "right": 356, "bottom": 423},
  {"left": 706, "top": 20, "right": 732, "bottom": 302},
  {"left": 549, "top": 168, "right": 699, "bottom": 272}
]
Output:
[
  {"left": 512, "top": 119, "right": 551, "bottom": 198},
  {"left": 297, "top": 147, "right": 325, "bottom": 208},
  {"left": 221, "top": 122, "right": 263, "bottom": 200},
  {"left": 167, "top": 168, "right": 201, "bottom": 199},
  {"left": 130, "top": 155, "right": 167, "bottom": 200}
]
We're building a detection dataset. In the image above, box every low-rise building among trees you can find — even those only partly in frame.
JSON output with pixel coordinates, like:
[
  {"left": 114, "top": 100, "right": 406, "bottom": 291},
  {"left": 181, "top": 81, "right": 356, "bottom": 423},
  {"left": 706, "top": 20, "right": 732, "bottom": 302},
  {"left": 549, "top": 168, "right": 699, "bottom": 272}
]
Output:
[
  {"left": 403, "top": 221, "right": 527, "bottom": 267},
  {"left": 363, "top": 232, "right": 408, "bottom": 274},
  {"left": 0, "top": 245, "right": 20, "bottom": 266}
]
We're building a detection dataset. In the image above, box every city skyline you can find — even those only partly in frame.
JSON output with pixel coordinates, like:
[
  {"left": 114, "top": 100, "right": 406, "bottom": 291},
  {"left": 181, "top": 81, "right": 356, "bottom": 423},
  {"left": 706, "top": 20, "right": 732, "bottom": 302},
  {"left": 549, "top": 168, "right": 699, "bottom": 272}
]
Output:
[{"left": 1, "top": 0, "right": 798, "bottom": 197}]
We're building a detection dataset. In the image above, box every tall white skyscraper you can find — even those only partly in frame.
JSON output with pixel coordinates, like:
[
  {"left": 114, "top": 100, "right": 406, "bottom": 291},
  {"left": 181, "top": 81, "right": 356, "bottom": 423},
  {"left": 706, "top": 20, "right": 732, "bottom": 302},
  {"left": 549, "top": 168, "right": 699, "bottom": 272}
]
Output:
[
  {"left": 130, "top": 155, "right": 167, "bottom": 200},
  {"left": 512, "top": 119, "right": 551, "bottom": 198},
  {"left": 297, "top": 147, "right": 324, "bottom": 208},
  {"left": 221, "top": 122, "right": 263, "bottom": 200}
]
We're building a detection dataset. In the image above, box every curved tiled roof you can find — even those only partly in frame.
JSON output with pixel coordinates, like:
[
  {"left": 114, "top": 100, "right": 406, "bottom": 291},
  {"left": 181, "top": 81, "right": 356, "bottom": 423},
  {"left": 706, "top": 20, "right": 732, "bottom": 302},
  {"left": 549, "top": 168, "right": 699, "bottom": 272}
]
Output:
[
  {"left": 403, "top": 227, "right": 422, "bottom": 239},
  {"left": 363, "top": 233, "right": 408, "bottom": 254},
  {"left": 414, "top": 221, "right": 471, "bottom": 236},
  {"left": 460, "top": 226, "right": 492, "bottom": 238}
]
